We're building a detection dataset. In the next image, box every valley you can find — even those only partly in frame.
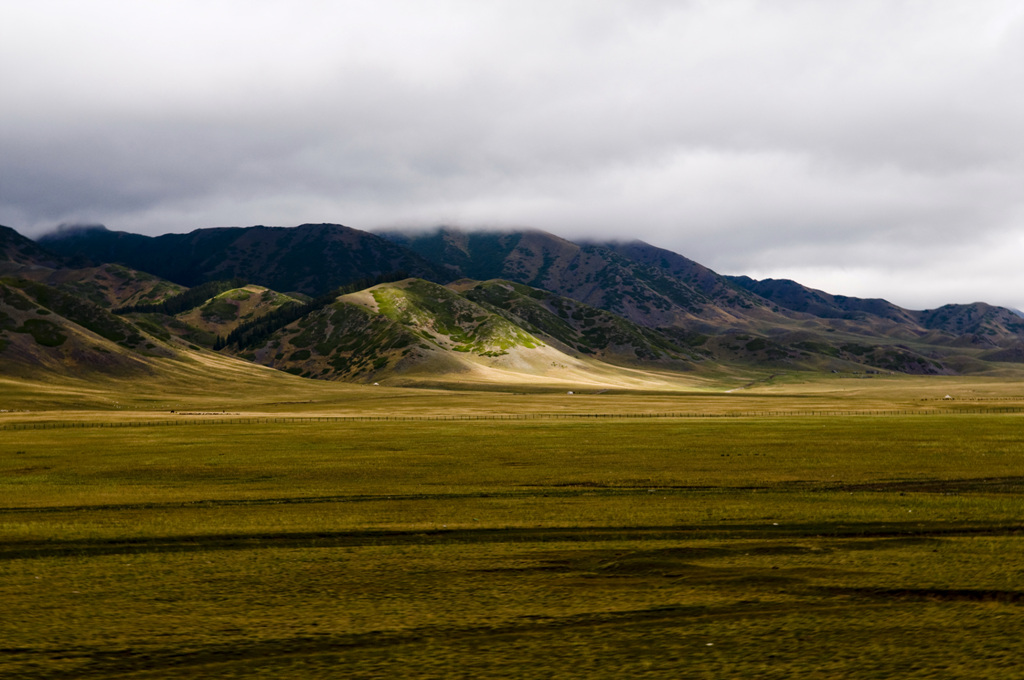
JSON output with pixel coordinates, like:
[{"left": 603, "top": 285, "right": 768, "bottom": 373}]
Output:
[{"left": 3, "top": 221, "right": 1024, "bottom": 678}]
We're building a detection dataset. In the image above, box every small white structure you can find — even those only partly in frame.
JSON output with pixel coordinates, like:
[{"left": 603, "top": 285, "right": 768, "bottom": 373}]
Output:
[
  {"left": 567, "top": 390, "right": 574, "bottom": 395},
  {"left": 943, "top": 394, "right": 953, "bottom": 400}
]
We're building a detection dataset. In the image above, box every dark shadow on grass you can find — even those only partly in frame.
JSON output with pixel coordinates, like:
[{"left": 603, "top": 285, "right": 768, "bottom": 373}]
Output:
[{"left": 818, "top": 587, "right": 1024, "bottom": 604}]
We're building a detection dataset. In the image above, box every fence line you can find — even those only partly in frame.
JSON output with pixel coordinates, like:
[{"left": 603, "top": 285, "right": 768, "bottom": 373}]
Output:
[{"left": 1, "top": 407, "right": 1023, "bottom": 431}]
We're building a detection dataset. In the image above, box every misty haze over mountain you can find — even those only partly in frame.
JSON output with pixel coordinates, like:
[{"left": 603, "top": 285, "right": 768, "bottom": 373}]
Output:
[{"left": 2, "top": 2, "right": 1022, "bottom": 311}]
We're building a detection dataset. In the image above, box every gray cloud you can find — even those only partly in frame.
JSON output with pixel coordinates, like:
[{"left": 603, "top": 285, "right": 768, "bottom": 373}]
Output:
[{"left": 2, "top": 0, "right": 1022, "bottom": 310}]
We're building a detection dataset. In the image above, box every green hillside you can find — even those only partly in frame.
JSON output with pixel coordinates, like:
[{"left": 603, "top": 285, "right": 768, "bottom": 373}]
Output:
[{"left": 241, "top": 279, "right": 551, "bottom": 381}]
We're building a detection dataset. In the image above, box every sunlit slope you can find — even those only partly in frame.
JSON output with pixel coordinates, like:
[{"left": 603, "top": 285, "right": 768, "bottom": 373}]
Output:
[
  {"left": 246, "top": 278, "right": 564, "bottom": 380},
  {"left": 236, "top": 278, "right": 695, "bottom": 388},
  {"left": 175, "top": 285, "right": 302, "bottom": 339},
  {"left": 0, "top": 342, "right": 392, "bottom": 413}
]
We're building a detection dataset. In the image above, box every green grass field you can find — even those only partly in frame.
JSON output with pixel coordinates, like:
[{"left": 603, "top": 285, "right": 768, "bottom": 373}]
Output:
[{"left": 2, "top": 370, "right": 1024, "bottom": 678}]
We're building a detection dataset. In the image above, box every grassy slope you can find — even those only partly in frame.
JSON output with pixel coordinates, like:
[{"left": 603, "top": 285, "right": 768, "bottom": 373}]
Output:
[
  {"left": 175, "top": 284, "right": 300, "bottom": 339},
  {"left": 240, "top": 278, "right": 704, "bottom": 389},
  {"left": 4, "top": 352, "right": 1024, "bottom": 416},
  {"left": 39, "top": 263, "right": 186, "bottom": 309},
  {"left": 0, "top": 278, "right": 178, "bottom": 378}
]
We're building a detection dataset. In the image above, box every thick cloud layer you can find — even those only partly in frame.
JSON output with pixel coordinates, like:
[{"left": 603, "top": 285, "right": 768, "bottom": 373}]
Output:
[{"left": 2, "top": 1, "right": 1022, "bottom": 310}]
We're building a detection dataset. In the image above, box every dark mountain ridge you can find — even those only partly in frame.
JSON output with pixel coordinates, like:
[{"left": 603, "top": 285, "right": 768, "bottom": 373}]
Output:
[
  {"left": 40, "top": 223, "right": 442, "bottom": 295},
  {"left": 382, "top": 227, "right": 778, "bottom": 329},
  {"left": 1, "top": 224, "right": 66, "bottom": 271},
  {"left": 10, "top": 221, "right": 1024, "bottom": 381}
]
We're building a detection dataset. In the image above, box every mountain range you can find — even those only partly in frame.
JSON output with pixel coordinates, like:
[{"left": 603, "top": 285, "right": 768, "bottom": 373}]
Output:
[{"left": 2, "top": 221, "right": 1022, "bottom": 387}]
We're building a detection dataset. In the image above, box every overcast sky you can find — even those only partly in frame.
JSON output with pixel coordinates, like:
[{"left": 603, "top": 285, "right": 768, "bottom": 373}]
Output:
[{"left": 2, "top": 1, "right": 1023, "bottom": 311}]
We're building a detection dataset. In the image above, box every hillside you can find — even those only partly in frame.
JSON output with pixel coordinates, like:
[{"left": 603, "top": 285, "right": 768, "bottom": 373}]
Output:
[
  {"left": 458, "top": 279, "right": 695, "bottom": 366},
  {"left": 229, "top": 278, "right": 709, "bottom": 388},
  {"left": 0, "top": 277, "right": 173, "bottom": 378},
  {"left": 37, "top": 265, "right": 186, "bottom": 310},
  {"left": 2, "top": 224, "right": 187, "bottom": 309},
  {"left": 917, "top": 302, "right": 1024, "bottom": 339},
  {"left": 727, "top": 275, "right": 918, "bottom": 324},
  {"left": 175, "top": 284, "right": 302, "bottom": 339},
  {"left": 241, "top": 278, "right": 571, "bottom": 382}
]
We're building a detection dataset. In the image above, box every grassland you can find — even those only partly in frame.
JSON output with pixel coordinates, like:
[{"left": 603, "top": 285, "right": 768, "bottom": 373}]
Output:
[{"left": 2, "top": 368, "right": 1024, "bottom": 678}]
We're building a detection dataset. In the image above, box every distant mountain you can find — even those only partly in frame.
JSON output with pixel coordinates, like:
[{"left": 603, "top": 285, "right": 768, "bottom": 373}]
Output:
[
  {"left": 728, "top": 276, "right": 1024, "bottom": 343},
  {"left": 917, "top": 302, "right": 1024, "bottom": 338},
  {"left": 600, "top": 240, "right": 763, "bottom": 314},
  {"left": 7, "top": 220, "right": 1024, "bottom": 383},
  {"left": 40, "top": 223, "right": 442, "bottom": 295},
  {"left": 726, "top": 276, "right": 918, "bottom": 325}
]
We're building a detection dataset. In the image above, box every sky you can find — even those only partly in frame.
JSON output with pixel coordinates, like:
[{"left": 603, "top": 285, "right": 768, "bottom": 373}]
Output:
[{"left": 2, "top": 1, "right": 1023, "bottom": 311}]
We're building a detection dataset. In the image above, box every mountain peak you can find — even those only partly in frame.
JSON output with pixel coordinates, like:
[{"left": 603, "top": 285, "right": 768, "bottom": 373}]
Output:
[{"left": 43, "top": 223, "right": 110, "bottom": 239}]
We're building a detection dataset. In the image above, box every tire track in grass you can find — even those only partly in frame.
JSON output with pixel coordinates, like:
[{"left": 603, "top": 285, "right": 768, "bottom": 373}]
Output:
[
  {"left": 2, "top": 522, "right": 1023, "bottom": 561},
  {"left": 4, "top": 475, "right": 1024, "bottom": 515},
  {"left": 3, "top": 600, "right": 892, "bottom": 680}
]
